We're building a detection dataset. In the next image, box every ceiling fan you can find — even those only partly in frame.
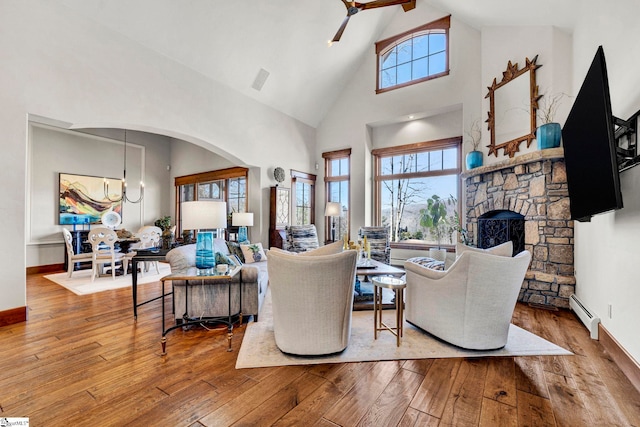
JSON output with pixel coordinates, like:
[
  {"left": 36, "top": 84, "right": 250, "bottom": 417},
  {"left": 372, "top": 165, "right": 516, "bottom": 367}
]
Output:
[{"left": 331, "top": 0, "right": 417, "bottom": 43}]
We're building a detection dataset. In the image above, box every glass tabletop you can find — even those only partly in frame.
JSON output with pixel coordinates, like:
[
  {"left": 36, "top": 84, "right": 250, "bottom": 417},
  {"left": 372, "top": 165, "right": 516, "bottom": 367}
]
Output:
[{"left": 371, "top": 275, "right": 406, "bottom": 289}]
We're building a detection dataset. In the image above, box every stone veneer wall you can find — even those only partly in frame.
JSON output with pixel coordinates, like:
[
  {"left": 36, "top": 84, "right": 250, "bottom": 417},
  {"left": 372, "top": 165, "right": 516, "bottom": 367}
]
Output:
[{"left": 461, "top": 148, "right": 575, "bottom": 309}]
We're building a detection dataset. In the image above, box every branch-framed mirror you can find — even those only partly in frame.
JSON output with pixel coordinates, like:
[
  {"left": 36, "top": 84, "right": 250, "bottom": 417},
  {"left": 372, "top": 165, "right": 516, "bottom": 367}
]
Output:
[{"left": 485, "top": 55, "right": 542, "bottom": 157}]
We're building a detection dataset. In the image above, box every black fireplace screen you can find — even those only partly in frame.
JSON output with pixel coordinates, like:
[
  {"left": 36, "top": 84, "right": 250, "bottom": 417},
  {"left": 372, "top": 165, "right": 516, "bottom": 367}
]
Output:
[{"left": 478, "top": 210, "right": 525, "bottom": 256}]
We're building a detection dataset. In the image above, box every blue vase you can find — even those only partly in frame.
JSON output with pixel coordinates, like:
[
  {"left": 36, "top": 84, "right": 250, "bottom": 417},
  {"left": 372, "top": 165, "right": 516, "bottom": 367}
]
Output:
[
  {"left": 195, "top": 231, "right": 215, "bottom": 270},
  {"left": 466, "top": 150, "right": 483, "bottom": 170},
  {"left": 537, "top": 123, "right": 562, "bottom": 149},
  {"left": 238, "top": 226, "right": 248, "bottom": 243}
]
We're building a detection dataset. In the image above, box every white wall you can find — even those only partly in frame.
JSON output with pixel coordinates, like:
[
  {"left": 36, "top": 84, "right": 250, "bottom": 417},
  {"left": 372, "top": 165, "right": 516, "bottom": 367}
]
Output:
[
  {"left": 371, "top": 109, "right": 462, "bottom": 150},
  {"left": 316, "top": 9, "right": 482, "bottom": 240},
  {"left": 568, "top": 0, "right": 640, "bottom": 364},
  {"left": 1, "top": 1, "right": 315, "bottom": 314},
  {"left": 480, "top": 26, "right": 573, "bottom": 167}
]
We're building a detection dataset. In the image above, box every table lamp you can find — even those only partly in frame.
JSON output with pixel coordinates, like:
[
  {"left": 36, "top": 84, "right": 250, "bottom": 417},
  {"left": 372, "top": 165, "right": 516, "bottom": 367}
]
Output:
[
  {"left": 232, "top": 212, "right": 253, "bottom": 243},
  {"left": 324, "top": 202, "right": 341, "bottom": 242},
  {"left": 182, "top": 200, "right": 227, "bottom": 271}
]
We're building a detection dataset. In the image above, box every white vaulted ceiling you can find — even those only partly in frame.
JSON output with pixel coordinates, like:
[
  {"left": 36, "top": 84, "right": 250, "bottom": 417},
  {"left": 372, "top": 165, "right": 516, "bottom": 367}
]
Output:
[{"left": 59, "top": 0, "right": 581, "bottom": 128}]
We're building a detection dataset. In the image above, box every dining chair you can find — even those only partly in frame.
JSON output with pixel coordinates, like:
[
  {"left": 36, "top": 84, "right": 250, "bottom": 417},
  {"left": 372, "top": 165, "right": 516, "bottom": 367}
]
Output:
[
  {"left": 126, "top": 225, "right": 162, "bottom": 275},
  {"left": 88, "top": 227, "right": 127, "bottom": 281},
  {"left": 62, "top": 228, "right": 93, "bottom": 278}
]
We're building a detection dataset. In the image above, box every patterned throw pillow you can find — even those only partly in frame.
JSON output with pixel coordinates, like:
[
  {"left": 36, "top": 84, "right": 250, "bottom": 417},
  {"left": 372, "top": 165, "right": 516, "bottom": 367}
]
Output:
[
  {"left": 406, "top": 256, "right": 445, "bottom": 271},
  {"left": 226, "top": 241, "right": 245, "bottom": 263},
  {"left": 240, "top": 242, "right": 268, "bottom": 264},
  {"left": 215, "top": 252, "right": 237, "bottom": 267},
  {"left": 359, "top": 226, "right": 390, "bottom": 264},
  {"left": 285, "top": 225, "right": 319, "bottom": 253}
]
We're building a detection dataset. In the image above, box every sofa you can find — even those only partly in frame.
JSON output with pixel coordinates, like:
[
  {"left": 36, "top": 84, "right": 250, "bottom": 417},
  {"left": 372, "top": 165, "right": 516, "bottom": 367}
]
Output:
[{"left": 165, "top": 239, "right": 268, "bottom": 322}]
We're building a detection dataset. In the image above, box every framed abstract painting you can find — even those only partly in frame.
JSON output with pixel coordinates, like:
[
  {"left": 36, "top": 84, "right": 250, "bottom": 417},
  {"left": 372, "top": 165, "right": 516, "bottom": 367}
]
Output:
[{"left": 58, "top": 173, "right": 123, "bottom": 226}]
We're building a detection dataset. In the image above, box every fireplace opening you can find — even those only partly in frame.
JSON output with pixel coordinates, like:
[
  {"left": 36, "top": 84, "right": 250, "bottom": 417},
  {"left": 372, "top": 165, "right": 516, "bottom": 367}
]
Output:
[{"left": 478, "top": 210, "right": 525, "bottom": 256}]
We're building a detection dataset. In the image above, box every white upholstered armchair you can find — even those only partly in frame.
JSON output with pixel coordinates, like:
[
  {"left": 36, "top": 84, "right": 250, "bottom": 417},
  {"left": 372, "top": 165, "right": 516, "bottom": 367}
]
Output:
[
  {"left": 404, "top": 248, "right": 531, "bottom": 350},
  {"left": 267, "top": 248, "right": 358, "bottom": 355}
]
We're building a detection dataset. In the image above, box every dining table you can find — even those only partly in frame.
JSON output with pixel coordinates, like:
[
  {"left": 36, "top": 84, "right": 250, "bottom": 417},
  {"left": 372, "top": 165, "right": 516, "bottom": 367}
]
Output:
[{"left": 116, "top": 237, "right": 140, "bottom": 254}]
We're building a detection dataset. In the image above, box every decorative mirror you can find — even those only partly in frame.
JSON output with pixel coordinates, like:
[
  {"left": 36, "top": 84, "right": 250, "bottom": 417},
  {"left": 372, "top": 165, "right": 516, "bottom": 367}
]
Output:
[{"left": 486, "top": 55, "right": 542, "bottom": 157}]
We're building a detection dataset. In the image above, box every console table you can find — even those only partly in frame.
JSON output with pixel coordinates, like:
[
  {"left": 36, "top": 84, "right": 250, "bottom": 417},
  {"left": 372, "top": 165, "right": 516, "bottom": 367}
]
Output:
[{"left": 159, "top": 266, "right": 242, "bottom": 355}]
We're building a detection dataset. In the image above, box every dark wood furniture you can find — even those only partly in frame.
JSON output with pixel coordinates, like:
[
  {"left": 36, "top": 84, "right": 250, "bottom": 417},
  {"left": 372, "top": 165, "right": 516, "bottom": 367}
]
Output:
[{"left": 269, "top": 186, "right": 290, "bottom": 249}]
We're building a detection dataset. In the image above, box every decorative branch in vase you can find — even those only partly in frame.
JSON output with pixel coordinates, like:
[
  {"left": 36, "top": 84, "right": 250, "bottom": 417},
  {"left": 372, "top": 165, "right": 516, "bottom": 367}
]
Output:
[
  {"left": 536, "top": 92, "right": 569, "bottom": 150},
  {"left": 465, "top": 118, "right": 483, "bottom": 169}
]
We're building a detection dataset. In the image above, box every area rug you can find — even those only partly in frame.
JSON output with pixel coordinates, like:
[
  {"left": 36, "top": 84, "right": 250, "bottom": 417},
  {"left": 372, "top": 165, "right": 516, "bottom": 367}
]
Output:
[
  {"left": 236, "top": 291, "right": 572, "bottom": 369},
  {"left": 44, "top": 262, "right": 172, "bottom": 295}
]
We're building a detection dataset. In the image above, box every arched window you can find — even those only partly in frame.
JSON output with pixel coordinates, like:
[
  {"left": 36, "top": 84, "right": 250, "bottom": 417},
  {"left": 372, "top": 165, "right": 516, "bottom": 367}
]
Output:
[{"left": 375, "top": 15, "right": 450, "bottom": 93}]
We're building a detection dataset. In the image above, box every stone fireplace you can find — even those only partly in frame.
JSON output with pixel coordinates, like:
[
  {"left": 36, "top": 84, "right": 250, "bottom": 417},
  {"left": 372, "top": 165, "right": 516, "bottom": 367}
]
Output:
[{"left": 461, "top": 148, "right": 575, "bottom": 309}]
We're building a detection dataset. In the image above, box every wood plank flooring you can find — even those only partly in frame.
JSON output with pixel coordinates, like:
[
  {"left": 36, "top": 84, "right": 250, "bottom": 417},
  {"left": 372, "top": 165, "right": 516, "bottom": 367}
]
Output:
[{"left": 1, "top": 272, "right": 639, "bottom": 426}]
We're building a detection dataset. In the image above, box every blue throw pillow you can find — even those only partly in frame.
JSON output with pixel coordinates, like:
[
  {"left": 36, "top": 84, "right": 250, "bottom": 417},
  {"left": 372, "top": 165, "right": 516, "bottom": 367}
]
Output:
[{"left": 215, "top": 252, "right": 237, "bottom": 266}]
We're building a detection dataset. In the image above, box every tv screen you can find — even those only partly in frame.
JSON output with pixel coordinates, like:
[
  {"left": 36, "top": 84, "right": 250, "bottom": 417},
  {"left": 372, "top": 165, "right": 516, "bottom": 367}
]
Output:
[{"left": 561, "top": 46, "right": 623, "bottom": 222}]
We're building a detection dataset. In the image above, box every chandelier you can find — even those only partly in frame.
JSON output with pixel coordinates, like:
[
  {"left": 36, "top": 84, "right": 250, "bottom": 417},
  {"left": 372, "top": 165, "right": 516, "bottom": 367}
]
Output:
[{"left": 103, "top": 129, "right": 144, "bottom": 204}]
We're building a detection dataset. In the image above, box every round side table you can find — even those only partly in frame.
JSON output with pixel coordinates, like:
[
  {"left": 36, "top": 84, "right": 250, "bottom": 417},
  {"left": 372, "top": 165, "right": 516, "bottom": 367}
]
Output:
[{"left": 372, "top": 275, "right": 407, "bottom": 347}]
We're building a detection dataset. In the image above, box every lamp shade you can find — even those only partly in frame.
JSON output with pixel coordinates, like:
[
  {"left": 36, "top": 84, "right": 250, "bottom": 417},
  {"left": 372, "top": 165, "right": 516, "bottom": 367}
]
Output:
[
  {"left": 325, "top": 202, "right": 341, "bottom": 217},
  {"left": 182, "top": 200, "right": 227, "bottom": 230},
  {"left": 232, "top": 212, "right": 254, "bottom": 227}
]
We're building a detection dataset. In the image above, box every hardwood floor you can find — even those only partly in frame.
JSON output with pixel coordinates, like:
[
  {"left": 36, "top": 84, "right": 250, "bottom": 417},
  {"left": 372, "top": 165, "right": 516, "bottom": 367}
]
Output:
[{"left": 1, "top": 272, "right": 640, "bottom": 426}]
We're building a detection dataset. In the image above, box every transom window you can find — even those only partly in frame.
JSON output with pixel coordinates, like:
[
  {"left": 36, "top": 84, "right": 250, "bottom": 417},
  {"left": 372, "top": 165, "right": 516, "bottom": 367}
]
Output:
[
  {"left": 373, "top": 137, "right": 461, "bottom": 248},
  {"left": 375, "top": 15, "right": 450, "bottom": 94}
]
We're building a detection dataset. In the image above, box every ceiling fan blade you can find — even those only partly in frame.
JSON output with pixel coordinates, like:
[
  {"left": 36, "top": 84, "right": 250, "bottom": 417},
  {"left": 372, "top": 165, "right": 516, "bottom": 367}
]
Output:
[
  {"left": 357, "top": 0, "right": 414, "bottom": 11},
  {"left": 401, "top": 0, "right": 416, "bottom": 12},
  {"left": 332, "top": 15, "right": 351, "bottom": 43}
]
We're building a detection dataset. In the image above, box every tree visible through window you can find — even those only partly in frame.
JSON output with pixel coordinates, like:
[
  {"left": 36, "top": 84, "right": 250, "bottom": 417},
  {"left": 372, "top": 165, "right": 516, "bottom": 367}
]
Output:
[
  {"left": 373, "top": 137, "right": 461, "bottom": 248},
  {"left": 375, "top": 15, "right": 450, "bottom": 93}
]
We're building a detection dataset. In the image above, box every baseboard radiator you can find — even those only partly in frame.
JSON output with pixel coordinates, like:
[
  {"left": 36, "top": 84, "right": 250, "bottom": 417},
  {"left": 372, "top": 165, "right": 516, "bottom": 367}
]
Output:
[{"left": 569, "top": 294, "right": 600, "bottom": 339}]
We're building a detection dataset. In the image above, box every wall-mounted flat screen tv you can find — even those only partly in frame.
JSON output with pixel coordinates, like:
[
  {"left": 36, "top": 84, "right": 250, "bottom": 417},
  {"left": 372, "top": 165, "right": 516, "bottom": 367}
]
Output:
[{"left": 561, "top": 45, "right": 623, "bottom": 222}]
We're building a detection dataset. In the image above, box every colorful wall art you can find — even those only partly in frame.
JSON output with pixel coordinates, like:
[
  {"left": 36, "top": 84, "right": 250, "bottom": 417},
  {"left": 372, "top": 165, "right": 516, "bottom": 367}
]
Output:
[{"left": 59, "top": 173, "right": 123, "bottom": 226}]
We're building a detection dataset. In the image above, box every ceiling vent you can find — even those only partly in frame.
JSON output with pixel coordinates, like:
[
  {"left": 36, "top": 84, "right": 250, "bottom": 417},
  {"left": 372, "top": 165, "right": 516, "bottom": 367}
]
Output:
[{"left": 252, "top": 68, "right": 270, "bottom": 91}]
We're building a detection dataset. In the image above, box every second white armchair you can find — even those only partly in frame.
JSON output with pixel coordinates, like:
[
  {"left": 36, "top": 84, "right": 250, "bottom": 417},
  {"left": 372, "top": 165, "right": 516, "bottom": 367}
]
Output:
[{"left": 405, "top": 248, "right": 531, "bottom": 350}]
